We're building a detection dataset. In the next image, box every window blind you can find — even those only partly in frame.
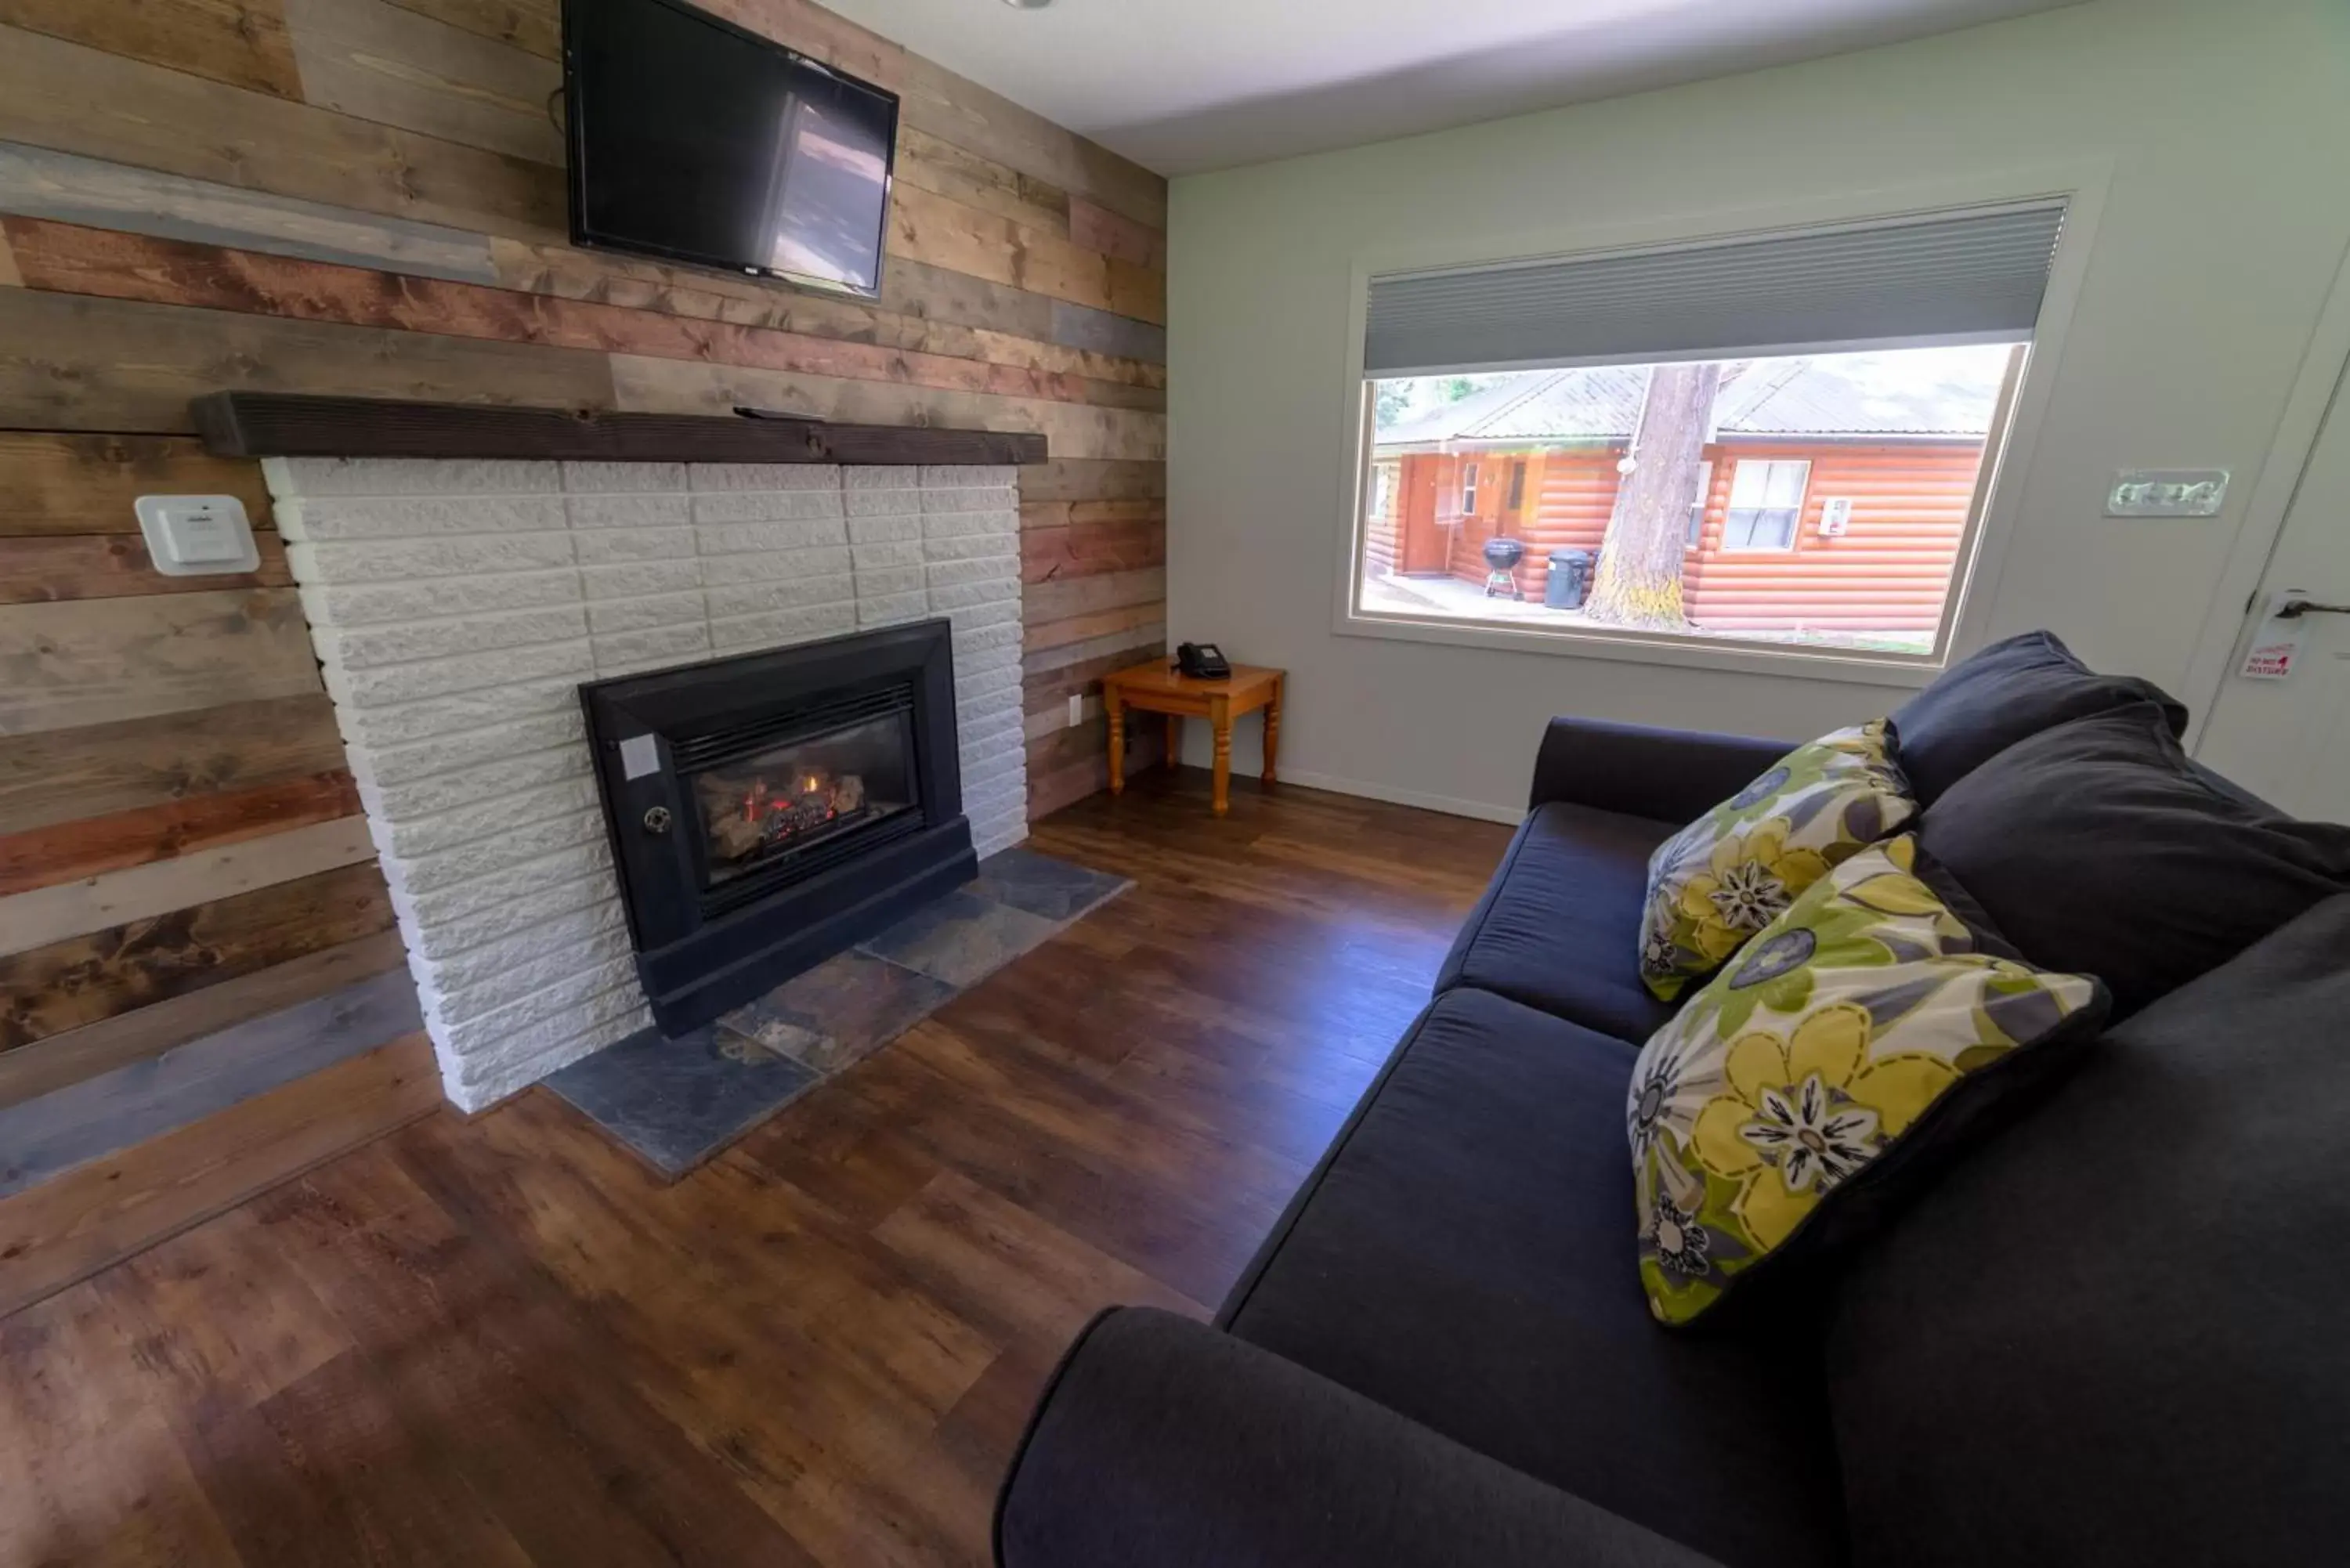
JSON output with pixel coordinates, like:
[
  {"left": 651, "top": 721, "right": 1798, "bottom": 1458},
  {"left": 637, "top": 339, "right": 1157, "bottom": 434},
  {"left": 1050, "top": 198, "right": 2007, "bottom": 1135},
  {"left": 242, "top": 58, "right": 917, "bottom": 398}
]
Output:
[{"left": 1363, "top": 202, "right": 2066, "bottom": 378}]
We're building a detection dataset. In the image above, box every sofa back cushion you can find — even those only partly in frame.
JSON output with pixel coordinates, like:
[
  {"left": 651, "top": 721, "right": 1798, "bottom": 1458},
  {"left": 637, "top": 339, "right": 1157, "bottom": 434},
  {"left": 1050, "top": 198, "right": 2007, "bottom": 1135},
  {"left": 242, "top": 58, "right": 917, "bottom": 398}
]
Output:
[
  {"left": 1889, "top": 629, "right": 2187, "bottom": 802},
  {"left": 1917, "top": 701, "right": 2350, "bottom": 1017},
  {"left": 1823, "top": 894, "right": 2350, "bottom": 1568}
]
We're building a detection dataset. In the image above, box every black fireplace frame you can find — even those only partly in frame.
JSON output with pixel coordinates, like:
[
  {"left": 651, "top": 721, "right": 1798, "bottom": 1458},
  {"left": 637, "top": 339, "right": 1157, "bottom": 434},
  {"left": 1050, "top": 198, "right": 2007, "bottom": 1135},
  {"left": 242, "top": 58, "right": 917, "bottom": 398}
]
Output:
[{"left": 580, "top": 619, "right": 974, "bottom": 1035}]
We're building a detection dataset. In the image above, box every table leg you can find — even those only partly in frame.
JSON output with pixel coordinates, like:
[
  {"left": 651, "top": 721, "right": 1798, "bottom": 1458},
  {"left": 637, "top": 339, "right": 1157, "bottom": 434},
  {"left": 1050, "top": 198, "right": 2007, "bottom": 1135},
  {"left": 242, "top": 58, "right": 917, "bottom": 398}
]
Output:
[
  {"left": 1166, "top": 713, "right": 1180, "bottom": 771},
  {"left": 1210, "top": 697, "right": 1232, "bottom": 816},
  {"left": 1261, "top": 679, "right": 1282, "bottom": 786},
  {"left": 1106, "top": 689, "right": 1126, "bottom": 796}
]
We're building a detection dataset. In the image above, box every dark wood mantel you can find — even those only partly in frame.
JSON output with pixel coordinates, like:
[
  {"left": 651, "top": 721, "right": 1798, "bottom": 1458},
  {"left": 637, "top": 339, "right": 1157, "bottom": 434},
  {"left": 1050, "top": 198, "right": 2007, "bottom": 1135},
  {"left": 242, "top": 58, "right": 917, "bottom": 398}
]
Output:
[{"left": 190, "top": 393, "right": 1049, "bottom": 466}]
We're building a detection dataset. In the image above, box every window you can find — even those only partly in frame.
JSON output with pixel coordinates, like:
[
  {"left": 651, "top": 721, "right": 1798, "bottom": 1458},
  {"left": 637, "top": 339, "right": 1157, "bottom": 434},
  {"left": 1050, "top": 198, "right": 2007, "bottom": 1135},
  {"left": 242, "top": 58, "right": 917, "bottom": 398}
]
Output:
[
  {"left": 1721, "top": 460, "right": 1810, "bottom": 551},
  {"left": 1686, "top": 459, "right": 1714, "bottom": 547},
  {"left": 1350, "top": 201, "right": 2059, "bottom": 661}
]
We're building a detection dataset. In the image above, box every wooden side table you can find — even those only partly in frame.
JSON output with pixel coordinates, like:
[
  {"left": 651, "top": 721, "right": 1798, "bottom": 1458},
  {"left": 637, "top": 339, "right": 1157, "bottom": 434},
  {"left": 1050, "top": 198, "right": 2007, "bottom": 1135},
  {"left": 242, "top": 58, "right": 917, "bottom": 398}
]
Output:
[{"left": 1101, "top": 659, "right": 1284, "bottom": 816}]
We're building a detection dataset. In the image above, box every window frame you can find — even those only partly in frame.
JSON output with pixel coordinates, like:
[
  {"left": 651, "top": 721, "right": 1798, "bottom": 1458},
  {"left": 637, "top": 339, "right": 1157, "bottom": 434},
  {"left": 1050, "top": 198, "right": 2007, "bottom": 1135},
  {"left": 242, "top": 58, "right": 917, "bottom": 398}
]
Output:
[
  {"left": 1685, "top": 457, "right": 1716, "bottom": 548},
  {"left": 1329, "top": 165, "right": 2107, "bottom": 688},
  {"left": 1460, "top": 462, "right": 1479, "bottom": 514},
  {"left": 1718, "top": 458, "right": 1811, "bottom": 552}
]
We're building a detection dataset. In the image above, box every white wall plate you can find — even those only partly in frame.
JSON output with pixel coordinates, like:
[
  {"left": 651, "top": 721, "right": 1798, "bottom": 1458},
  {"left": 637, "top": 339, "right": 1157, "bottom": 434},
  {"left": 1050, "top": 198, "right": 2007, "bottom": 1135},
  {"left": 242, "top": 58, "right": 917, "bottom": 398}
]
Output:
[
  {"left": 2106, "top": 469, "right": 2229, "bottom": 518},
  {"left": 134, "top": 494, "right": 261, "bottom": 576}
]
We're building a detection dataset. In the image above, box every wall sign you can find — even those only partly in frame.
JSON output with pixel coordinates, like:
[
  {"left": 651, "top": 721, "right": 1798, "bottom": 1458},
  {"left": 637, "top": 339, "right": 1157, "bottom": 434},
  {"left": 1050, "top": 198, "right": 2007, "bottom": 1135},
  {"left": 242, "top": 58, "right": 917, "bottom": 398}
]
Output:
[{"left": 2239, "top": 590, "right": 2310, "bottom": 681}]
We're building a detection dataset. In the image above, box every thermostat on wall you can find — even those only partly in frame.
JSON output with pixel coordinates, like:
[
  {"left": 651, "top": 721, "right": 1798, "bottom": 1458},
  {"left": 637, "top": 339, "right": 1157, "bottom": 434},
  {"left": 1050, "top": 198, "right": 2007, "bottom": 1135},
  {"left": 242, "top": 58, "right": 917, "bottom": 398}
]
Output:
[{"left": 135, "top": 494, "right": 260, "bottom": 576}]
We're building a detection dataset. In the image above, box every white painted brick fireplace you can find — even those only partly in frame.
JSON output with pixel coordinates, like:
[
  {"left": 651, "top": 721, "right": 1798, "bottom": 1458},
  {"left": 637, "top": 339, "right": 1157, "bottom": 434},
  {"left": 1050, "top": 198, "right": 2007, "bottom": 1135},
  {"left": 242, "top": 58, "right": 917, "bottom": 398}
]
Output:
[{"left": 263, "top": 456, "right": 1029, "bottom": 1111}]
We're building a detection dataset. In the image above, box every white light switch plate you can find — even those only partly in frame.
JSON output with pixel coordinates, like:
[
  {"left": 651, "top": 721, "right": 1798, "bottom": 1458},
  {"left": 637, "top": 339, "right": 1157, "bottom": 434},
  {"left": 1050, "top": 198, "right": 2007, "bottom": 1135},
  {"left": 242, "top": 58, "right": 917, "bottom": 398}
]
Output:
[
  {"left": 136, "top": 494, "right": 260, "bottom": 575},
  {"left": 1067, "top": 693, "right": 1083, "bottom": 728},
  {"left": 2106, "top": 469, "right": 2229, "bottom": 518}
]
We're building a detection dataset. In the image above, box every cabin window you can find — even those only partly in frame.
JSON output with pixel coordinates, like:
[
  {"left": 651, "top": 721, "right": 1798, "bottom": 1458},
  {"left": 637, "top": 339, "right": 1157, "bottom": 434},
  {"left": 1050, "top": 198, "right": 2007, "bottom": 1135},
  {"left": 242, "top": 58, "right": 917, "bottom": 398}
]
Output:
[
  {"left": 1721, "top": 460, "right": 1810, "bottom": 551},
  {"left": 1347, "top": 199, "right": 2062, "bottom": 666}
]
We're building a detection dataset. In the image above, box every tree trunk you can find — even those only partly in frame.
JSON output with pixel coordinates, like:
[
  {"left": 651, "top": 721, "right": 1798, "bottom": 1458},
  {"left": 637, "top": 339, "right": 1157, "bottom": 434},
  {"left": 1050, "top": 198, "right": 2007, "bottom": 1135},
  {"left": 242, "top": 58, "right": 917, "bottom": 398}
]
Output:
[{"left": 1584, "top": 362, "right": 1724, "bottom": 630}]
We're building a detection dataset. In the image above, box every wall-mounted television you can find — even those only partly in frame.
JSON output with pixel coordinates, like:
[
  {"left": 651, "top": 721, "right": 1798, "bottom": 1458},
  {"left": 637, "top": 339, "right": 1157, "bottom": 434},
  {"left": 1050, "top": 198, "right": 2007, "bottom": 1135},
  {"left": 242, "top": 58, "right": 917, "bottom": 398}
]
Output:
[{"left": 562, "top": 0, "right": 898, "bottom": 298}]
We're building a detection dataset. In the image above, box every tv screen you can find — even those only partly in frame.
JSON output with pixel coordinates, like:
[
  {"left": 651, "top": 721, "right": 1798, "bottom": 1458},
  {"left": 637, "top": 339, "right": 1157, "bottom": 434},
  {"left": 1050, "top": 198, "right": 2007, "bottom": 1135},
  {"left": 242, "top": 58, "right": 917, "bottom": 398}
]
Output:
[{"left": 563, "top": 0, "right": 898, "bottom": 298}]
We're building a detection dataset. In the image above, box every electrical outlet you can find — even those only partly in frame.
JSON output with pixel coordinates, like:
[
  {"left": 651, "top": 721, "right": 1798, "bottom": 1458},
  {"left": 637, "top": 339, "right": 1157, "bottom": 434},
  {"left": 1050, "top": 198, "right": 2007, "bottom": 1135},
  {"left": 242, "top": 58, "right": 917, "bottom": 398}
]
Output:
[{"left": 1067, "top": 693, "right": 1083, "bottom": 728}]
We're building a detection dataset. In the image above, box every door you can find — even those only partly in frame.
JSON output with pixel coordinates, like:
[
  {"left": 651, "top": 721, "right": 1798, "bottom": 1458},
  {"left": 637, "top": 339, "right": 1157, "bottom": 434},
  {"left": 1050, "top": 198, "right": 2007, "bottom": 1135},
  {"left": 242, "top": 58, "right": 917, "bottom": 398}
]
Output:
[
  {"left": 1398, "top": 456, "right": 1452, "bottom": 575},
  {"left": 2195, "top": 361, "right": 2350, "bottom": 821}
]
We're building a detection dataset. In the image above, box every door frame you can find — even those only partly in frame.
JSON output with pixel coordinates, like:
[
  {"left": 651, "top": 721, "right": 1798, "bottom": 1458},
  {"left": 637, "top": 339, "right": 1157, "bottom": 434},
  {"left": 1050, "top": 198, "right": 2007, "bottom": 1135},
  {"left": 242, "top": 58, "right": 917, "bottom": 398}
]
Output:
[{"left": 2178, "top": 238, "right": 2350, "bottom": 748}]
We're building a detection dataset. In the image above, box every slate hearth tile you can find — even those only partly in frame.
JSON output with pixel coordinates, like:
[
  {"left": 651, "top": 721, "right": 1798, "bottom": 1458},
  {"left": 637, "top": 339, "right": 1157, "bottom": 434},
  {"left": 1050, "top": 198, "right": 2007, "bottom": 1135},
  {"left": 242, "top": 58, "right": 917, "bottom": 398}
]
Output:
[
  {"left": 968, "top": 847, "right": 1130, "bottom": 922},
  {"left": 719, "top": 950, "right": 956, "bottom": 1076},
  {"left": 543, "top": 1022, "right": 817, "bottom": 1180},
  {"left": 856, "top": 889, "right": 1059, "bottom": 988}
]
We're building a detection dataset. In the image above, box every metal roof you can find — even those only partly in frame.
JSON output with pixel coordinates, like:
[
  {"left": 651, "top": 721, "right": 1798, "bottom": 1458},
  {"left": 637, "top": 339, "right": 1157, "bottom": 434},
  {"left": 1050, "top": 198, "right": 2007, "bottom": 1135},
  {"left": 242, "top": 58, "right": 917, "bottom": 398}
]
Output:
[{"left": 1374, "top": 354, "right": 2001, "bottom": 447}]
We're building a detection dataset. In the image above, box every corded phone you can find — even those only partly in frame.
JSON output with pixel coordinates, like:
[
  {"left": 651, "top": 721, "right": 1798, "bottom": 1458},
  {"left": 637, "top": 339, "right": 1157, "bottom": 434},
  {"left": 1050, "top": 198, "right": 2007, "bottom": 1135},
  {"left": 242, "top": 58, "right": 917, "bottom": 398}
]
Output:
[{"left": 1175, "top": 642, "right": 1232, "bottom": 680}]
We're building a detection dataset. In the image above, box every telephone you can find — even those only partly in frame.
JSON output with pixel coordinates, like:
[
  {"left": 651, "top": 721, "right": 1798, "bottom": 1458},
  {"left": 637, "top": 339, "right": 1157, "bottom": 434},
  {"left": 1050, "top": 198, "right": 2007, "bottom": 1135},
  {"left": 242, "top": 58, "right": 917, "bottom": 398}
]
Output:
[{"left": 1175, "top": 641, "right": 1232, "bottom": 680}]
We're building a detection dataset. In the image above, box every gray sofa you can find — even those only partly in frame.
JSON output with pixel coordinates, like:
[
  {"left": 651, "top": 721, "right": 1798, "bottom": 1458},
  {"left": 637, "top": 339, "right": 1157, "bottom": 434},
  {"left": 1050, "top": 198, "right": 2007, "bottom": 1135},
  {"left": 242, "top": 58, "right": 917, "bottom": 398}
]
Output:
[{"left": 995, "top": 703, "right": 2350, "bottom": 1566}]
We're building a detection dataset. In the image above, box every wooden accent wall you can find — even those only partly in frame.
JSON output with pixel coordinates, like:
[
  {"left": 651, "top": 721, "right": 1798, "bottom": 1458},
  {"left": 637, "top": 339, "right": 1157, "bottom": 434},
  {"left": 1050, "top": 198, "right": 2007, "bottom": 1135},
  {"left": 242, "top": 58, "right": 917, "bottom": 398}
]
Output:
[
  {"left": 0, "top": 0, "right": 1169, "bottom": 826},
  {"left": 0, "top": 431, "right": 431, "bottom": 1309},
  {"left": 0, "top": 0, "right": 1166, "bottom": 1304}
]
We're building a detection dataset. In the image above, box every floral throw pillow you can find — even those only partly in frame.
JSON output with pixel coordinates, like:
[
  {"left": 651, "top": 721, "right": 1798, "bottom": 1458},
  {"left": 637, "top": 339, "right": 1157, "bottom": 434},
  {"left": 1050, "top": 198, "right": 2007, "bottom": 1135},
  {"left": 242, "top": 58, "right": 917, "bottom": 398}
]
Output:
[
  {"left": 1638, "top": 720, "right": 1914, "bottom": 1002},
  {"left": 1627, "top": 836, "right": 2107, "bottom": 1327}
]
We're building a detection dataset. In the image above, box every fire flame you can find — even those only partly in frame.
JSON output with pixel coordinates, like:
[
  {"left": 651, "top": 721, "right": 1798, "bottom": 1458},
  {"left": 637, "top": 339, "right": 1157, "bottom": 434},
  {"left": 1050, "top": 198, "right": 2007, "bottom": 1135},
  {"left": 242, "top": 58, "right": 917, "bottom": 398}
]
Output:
[{"left": 739, "top": 771, "right": 840, "bottom": 826}]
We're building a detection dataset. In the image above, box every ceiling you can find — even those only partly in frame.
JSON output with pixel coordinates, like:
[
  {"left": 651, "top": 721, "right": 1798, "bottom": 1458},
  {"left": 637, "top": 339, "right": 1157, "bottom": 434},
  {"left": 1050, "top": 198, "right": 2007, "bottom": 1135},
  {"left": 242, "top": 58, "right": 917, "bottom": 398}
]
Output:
[{"left": 826, "top": 0, "right": 2081, "bottom": 177}]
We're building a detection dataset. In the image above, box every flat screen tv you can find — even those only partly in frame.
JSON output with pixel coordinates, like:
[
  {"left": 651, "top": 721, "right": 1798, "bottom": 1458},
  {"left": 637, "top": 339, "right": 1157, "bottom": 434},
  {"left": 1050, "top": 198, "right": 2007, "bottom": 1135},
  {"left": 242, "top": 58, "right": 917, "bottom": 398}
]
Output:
[{"left": 562, "top": 0, "right": 898, "bottom": 298}]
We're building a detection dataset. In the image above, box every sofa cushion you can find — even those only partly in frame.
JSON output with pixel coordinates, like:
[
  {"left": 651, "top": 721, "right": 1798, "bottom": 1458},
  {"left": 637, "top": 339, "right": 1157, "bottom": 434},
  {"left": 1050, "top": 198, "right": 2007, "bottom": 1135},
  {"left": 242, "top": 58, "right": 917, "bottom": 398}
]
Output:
[
  {"left": 998, "top": 1306, "right": 1728, "bottom": 1568},
  {"left": 1220, "top": 987, "right": 1846, "bottom": 1568},
  {"left": 1437, "top": 801, "right": 1683, "bottom": 1043},
  {"left": 1824, "top": 894, "right": 2350, "bottom": 1568},
  {"left": 1640, "top": 721, "right": 1915, "bottom": 1002},
  {"left": 1629, "top": 836, "right": 2107, "bottom": 1327},
  {"left": 1917, "top": 702, "right": 2350, "bottom": 1016},
  {"left": 1889, "top": 628, "right": 2187, "bottom": 802}
]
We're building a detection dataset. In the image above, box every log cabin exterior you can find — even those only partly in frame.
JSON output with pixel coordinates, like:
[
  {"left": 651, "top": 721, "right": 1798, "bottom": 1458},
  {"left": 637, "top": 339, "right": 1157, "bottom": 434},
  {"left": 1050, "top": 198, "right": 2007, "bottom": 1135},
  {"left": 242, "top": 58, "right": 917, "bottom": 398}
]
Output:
[{"left": 1368, "top": 356, "right": 2004, "bottom": 634}]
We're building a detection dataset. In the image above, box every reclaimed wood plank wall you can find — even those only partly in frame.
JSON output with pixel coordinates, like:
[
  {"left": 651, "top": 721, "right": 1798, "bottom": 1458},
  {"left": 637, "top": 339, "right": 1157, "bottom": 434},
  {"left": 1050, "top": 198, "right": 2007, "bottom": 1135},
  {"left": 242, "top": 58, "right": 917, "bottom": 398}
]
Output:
[
  {"left": 0, "top": 0, "right": 1168, "bottom": 818},
  {"left": 0, "top": 0, "right": 1166, "bottom": 1306}
]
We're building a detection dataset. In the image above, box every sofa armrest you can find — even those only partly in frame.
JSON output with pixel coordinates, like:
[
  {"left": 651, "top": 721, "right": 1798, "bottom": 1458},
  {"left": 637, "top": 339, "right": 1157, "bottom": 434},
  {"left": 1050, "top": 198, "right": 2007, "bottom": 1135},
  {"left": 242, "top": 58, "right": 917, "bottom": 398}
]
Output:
[
  {"left": 1530, "top": 717, "right": 1794, "bottom": 822},
  {"left": 996, "top": 1307, "right": 1723, "bottom": 1568}
]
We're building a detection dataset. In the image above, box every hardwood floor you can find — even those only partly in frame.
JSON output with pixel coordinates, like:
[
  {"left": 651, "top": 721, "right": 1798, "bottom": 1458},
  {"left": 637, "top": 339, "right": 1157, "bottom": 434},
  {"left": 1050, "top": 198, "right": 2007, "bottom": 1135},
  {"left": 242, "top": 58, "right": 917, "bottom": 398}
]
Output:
[{"left": 0, "top": 769, "right": 1513, "bottom": 1567}]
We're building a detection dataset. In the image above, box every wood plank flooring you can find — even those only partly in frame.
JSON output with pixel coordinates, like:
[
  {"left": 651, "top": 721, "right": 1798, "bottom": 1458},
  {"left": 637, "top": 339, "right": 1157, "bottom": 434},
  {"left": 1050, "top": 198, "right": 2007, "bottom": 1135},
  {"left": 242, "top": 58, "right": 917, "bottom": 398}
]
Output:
[{"left": 0, "top": 771, "right": 1513, "bottom": 1567}]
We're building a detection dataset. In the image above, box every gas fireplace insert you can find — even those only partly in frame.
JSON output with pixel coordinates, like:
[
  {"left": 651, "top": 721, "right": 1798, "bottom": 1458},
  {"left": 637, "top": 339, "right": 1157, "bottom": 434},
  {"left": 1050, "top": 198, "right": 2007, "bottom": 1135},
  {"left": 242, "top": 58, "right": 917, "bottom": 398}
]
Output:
[{"left": 580, "top": 619, "right": 975, "bottom": 1034}]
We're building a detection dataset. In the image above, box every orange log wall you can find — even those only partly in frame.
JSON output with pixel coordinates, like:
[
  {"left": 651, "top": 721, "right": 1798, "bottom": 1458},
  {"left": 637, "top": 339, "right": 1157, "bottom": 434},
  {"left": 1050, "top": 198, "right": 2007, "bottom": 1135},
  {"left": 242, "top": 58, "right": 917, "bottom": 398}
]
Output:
[
  {"left": 1394, "top": 449, "right": 1625, "bottom": 598},
  {"left": 1364, "top": 462, "right": 1401, "bottom": 576},
  {"left": 1386, "top": 441, "right": 1982, "bottom": 627},
  {"left": 1683, "top": 443, "right": 1985, "bottom": 632}
]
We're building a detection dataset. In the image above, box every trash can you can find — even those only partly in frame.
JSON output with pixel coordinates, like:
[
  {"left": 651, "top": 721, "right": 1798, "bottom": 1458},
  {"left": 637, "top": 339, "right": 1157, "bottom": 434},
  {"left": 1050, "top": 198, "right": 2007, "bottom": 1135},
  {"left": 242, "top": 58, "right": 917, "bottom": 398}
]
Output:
[{"left": 1546, "top": 548, "right": 1595, "bottom": 609}]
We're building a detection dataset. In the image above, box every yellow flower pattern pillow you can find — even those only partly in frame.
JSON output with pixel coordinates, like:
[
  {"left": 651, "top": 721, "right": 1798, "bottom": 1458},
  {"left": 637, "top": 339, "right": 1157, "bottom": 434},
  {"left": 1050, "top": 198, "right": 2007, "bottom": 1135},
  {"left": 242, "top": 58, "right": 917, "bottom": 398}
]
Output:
[
  {"left": 1638, "top": 721, "right": 1914, "bottom": 1002},
  {"left": 1627, "top": 836, "right": 2107, "bottom": 1326}
]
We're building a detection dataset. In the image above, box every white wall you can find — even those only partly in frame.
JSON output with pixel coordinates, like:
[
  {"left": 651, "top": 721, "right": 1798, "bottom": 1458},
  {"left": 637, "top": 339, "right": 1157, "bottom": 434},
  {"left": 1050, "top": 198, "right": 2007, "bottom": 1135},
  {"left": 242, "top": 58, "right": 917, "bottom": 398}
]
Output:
[{"left": 1166, "top": 0, "right": 2350, "bottom": 818}]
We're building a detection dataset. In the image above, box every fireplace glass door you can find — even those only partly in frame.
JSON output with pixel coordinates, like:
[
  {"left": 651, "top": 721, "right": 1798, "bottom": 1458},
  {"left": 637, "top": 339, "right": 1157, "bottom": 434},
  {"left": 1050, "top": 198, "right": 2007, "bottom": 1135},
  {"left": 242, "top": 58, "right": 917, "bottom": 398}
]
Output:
[{"left": 689, "top": 710, "right": 916, "bottom": 892}]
